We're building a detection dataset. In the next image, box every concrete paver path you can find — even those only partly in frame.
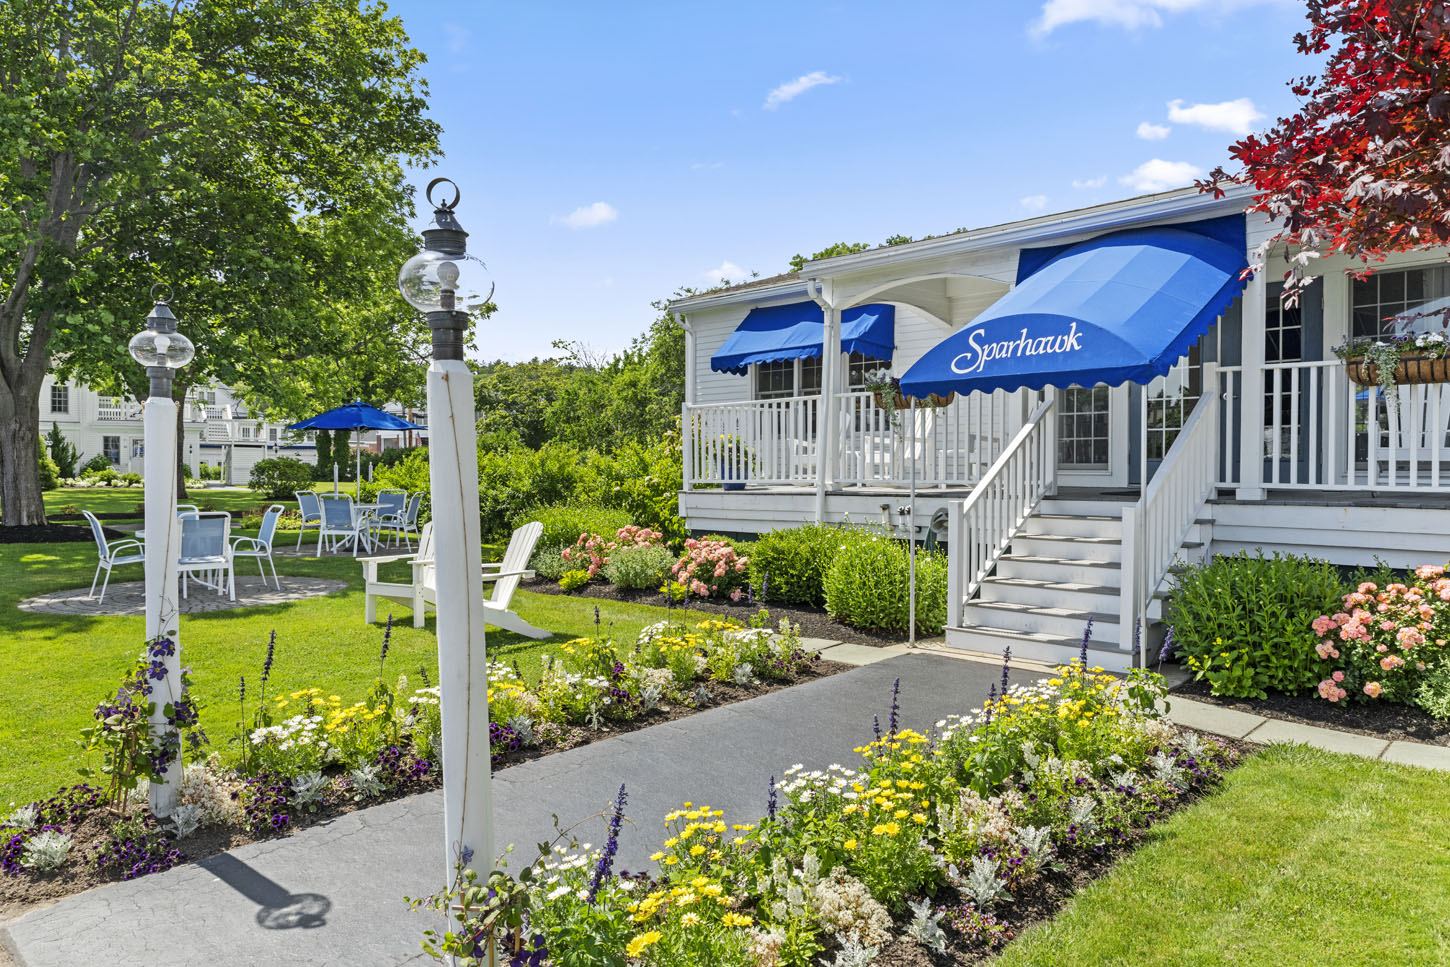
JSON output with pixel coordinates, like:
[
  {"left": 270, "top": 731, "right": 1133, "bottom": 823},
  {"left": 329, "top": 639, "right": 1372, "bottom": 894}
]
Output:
[{"left": 4, "top": 653, "right": 1002, "bottom": 967}]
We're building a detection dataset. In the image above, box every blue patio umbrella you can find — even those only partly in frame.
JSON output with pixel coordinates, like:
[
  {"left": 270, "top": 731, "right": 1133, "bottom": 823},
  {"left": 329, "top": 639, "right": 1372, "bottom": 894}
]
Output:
[{"left": 287, "top": 401, "right": 423, "bottom": 498}]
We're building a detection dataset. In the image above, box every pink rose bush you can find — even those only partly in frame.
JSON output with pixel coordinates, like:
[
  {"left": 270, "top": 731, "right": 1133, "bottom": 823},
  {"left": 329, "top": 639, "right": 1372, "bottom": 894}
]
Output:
[
  {"left": 1311, "top": 565, "right": 1450, "bottom": 706},
  {"left": 669, "top": 538, "right": 750, "bottom": 599},
  {"left": 561, "top": 526, "right": 665, "bottom": 580}
]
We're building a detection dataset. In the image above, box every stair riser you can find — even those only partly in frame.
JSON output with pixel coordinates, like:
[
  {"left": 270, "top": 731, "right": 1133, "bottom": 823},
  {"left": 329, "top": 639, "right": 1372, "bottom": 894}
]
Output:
[
  {"left": 997, "top": 558, "right": 1122, "bottom": 588},
  {"left": 979, "top": 580, "right": 1118, "bottom": 614},
  {"left": 1010, "top": 535, "right": 1122, "bottom": 563},
  {"left": 963, "top": 603, "right": 1118, "bottom": 641},
  {"left": 1020, "top": 516, "right": 1122, "bottom": 539},
  {"left": 1037, "top": 498, "right": 1128, "bottom": 518},
  {"left": 943, "top": 628, "right": 1135, "bottom": 672}
]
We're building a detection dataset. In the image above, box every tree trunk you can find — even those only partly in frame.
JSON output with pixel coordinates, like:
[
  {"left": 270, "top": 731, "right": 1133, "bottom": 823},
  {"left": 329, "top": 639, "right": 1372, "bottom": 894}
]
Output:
[
  {"left": 0, "top": 373, "right": 47, "bottom": 525},
  {"left": 173, "top": 383, "right": 189, "bottom": 499}
]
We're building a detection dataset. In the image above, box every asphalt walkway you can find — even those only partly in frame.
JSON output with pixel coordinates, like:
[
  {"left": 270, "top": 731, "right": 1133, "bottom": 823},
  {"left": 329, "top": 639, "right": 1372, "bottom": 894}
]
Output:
[{"left": 4, "top": 653, "right": 1001, "bottom": 967}]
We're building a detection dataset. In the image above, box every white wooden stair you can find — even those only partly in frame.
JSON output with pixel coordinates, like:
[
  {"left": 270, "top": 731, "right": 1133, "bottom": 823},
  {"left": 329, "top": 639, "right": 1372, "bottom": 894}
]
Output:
[{"left": 945, "top": 497, "right": 1212, "bottom": 672}]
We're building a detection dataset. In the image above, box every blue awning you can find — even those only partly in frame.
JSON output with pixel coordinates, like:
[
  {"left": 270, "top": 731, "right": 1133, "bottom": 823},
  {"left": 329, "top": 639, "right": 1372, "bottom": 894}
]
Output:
[
  {"left": 898, "top": 217, "right": 1247, "bottom": 398},
  {"left": 710, "top": 302, "right": 895, "bottom": 375}
]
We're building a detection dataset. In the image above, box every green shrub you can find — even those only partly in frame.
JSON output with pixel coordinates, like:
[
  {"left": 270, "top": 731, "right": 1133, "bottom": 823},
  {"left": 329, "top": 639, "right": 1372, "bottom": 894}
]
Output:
[
  {"left": 523, "top": 503, "right": 634, "bottom": 550},
  {"left": 46, "top": 423, "right": 79, "bottom": 478},
  {"left": 82, "top": 453, "right": 114, "bottom": 475},
  {"left": 602, "top": 544, "right": 676, "bottom": 590},
  {"left": 586, "top": 437, "right": 686, "bottom": 543},
  {"left": 120, "top": 471, "right": 142, "bottom": 485},
  {"left": 1168, "top": 551, "right": 1344, "bottom": 699},
  {"left": 37, "top": 441, "right": 59, "bottom": 490},
  {"left": 87, "top": 467, "right": 121, "bottom": 486},
  {"left": 559, "top": 569, "right": 591, "bottom": 592},
  {"left": 823, "top": 534, "right": 948, "bottom": 635},
  {"left": 479, "top": 442, "right": 593, "bottom": 539},
  {"left": 529, "top": 544, "right": 570, "bottom": 581},
  {"left": 748, "top": 523, "right": 854, "bottom": 607},
  {"left": 1413, "top": 664, "right": 1450, "bottom": 719},
  {"left": 247, "top": 457, "right": 316, "bottom": 500}
]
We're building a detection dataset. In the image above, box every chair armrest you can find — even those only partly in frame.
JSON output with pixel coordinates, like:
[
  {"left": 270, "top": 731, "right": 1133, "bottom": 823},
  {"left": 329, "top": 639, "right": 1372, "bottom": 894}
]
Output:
[
  {"left": 106, "top": 539, "right": 144, "bottom": 556},
  {"left": 481, "top": 569, "right": 534, "bottom": 582},
  {"left": 368, "top": 552, "right": 422, "bottom": 565},
  {"left": 481, "top": 562, "right": 503, "bottom": 571},
  {"left": 230, "top": 537, "right": 267, "bottom": 553}
]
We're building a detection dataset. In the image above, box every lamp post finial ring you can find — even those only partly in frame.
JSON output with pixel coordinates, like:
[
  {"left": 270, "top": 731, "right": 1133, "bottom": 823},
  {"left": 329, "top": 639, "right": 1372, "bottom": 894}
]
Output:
[
  {"left": 426, "top": 177, "right": 461, "bottom": 211},
  {"left": 150, "top": 282, "right": 173, "bottom": 304}
]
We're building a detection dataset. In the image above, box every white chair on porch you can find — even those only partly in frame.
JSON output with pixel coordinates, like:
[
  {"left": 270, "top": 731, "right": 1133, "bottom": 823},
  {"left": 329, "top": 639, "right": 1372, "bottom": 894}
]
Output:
[{"left": 361, "top": 521, "right": 547, "bottom": 637}]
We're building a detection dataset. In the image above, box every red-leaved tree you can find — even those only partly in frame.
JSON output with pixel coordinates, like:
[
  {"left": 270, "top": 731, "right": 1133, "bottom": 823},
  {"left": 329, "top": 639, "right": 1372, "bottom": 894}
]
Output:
[{"left": 1201, "top": 1, "right": 1450, "bottom": 288}]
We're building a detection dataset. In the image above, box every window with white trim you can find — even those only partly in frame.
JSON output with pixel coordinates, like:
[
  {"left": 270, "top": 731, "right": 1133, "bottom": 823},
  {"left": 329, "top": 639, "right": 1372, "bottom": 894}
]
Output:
[
  {"left": 753, "top": 358, "right": 823, "bottom": 400},
  {"left": 846, "top": 352, "right": 889, "bottom": 389},
  {"left": 49, "top": 384, "right": 69, "bottom": 414},
  {"left": 102, "top": 435, "right": 121, "bottom": 464},
  {"left": 1352, "top": 265, "right": 1450, "bottom": 340}
]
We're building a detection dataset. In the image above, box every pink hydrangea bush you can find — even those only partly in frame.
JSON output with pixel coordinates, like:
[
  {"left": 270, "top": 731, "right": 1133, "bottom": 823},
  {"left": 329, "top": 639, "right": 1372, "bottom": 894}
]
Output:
[
  {"left": 1311, "top": 565, "right": 1450, "bottom": 705},
  {"left": 669, "top": 538, "right": 749, "bottom": 599},
  {"left": 560, "top": 526, "right": 665, "bottom": 580}
]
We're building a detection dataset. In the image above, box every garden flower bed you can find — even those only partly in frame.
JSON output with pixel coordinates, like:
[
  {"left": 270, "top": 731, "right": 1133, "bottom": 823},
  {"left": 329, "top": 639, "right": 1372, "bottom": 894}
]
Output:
[
  {"left": 0, "top": 612, "right": 844, "bottom": 914},
  {"left": 413, "top": 658, "right": 1240, "bottom": 966}
]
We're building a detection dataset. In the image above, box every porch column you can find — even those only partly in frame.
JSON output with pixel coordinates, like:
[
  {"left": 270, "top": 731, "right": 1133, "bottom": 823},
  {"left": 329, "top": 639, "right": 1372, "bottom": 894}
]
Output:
[
  {"left": 1321, "top": 272, "right": 1350, "bottom": 486},
  {"left": 681, "top": 316, "right": 695, "bottom": 494},
  {"left": 1236, "top": 269, "right": 1268, "bottom": 501},
  {"left": 811, "top": 280, "right": 841, "bottom": 523}
]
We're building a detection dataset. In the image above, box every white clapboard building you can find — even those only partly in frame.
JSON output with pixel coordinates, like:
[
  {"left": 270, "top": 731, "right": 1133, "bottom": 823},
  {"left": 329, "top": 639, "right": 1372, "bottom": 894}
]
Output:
[{"left": 671, "top": 186, "right": 1450, "bottom": 671}]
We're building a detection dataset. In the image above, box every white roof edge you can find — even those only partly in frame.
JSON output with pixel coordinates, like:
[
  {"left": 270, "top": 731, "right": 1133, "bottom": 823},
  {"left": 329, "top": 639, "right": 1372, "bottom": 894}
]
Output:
[{"left": 670, "top": 186, "right": 1256, "bottom": 313}]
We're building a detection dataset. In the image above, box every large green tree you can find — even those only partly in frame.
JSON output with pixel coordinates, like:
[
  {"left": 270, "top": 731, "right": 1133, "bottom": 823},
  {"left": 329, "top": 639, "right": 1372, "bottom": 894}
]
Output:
[{"left": 0, "top": 0, "right": 438, "bottom": 525}]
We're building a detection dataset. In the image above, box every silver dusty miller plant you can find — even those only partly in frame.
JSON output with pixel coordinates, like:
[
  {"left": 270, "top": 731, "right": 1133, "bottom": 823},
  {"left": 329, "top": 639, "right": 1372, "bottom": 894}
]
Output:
[
  {"left": 905, "top": 899, "right": 948, "bottom": 952},
  {"left": 731, "top": 662, "right": 756, "bottom": 686},
  {"left": 5, "top": 804, "right": 39, "bottom": 829},
  {"left": 349, "top": 764, "right": 385, "bottom": 801},
  {"left": 506, "top": 714, "right": 539, "bottom": 747},
  {"left": 21, "top": 830, "right": 73, "bottom": 871},
  {"left": 637, "top": 682, "right": 664, "bottom": 713},
  {"left": 964, "top": 854, "right": 1011, "bottom": 909},
  {"left": 830, "top": 939, "right": 880, "bottom": 967},
  {"left": 169, "top": 803, "right": 203, "bottom": 838},
  {"left": 291, "top": 771, "right": 330, "bottom": 808}
]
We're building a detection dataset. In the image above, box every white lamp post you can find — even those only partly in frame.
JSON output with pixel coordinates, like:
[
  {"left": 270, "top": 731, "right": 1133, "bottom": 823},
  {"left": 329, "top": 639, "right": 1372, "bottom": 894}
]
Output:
[
  {"left": 397, "top": 178, "right": 495, "bottom": 883},
  {"left": 128, "top": 285, "right": 195, "bottom": 818}
]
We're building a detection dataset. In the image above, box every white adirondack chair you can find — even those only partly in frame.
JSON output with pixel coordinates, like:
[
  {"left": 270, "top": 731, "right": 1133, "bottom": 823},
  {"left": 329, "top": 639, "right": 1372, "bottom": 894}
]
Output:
[{"left": 361, "top": 520, "right": 549, "bottom": 638}]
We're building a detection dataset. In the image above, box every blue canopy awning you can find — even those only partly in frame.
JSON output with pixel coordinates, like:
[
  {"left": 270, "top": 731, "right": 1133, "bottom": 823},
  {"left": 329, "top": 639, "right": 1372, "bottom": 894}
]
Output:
[
  {"left": 710, "top": 302, "right": 895, "bottom": 375},
  {"left": 898, "top": 217, "right": 1248, "bottom": 398}
]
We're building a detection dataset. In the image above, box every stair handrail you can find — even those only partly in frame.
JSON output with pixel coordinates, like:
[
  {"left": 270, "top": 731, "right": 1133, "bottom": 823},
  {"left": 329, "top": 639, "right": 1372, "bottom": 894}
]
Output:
[
  {"left": 1120, "top": 365, "right": 1220, "bottom": 666},
  {"left": 947, "top": 397, "right": 1056, "bottom": 628}
]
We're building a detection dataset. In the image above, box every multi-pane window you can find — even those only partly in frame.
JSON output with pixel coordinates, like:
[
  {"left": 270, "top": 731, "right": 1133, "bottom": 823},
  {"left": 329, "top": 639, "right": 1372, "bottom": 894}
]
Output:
[
  {"left": 102, "top": 435, "right": 120, "bottom": 464},
  {"left": 1265, "top": 292, "right": 1303, "bottom": 362},
  {"left": 1352, "top": 265, "right": 1450, "bottom": 340},
  {"left": 845, "top": 352, "right": 888, "bottom": 389},
  {"left": 50, "top": 384, "right": 69, "bottom": 413},
  {"left": 754, "top": 361, "right": 796, "bottom": 400},
  {"left": 1057, "top": 385, "right": 1111, "bottom": 468},
  {"left": 752, "top": 353, "right": 890, "bottom": 400},
  {"left": 1145, "top": 350, "right": 1202, "bottom": 461}
]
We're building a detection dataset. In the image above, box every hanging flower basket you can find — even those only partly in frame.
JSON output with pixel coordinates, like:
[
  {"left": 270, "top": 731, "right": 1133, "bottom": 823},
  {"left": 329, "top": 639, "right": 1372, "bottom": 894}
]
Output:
[
  {"left": 1345, "top": 355, "right": 1450, "bottom": 388},
  {"left": 870, "top": 387, "right": 956, "bottom": 410}
]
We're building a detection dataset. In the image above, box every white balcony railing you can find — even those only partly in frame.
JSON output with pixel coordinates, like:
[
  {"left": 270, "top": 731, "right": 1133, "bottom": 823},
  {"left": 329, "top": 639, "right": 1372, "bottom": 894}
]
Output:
[
  {"left": 684, "top": 389, "right": 1018, "bottom": 490},
  {"left": 1219, "top": 359, "right": 1450, "bottom": 491},
  {"left": 95, "top": 398, "right": 142, "bottom": 422}
]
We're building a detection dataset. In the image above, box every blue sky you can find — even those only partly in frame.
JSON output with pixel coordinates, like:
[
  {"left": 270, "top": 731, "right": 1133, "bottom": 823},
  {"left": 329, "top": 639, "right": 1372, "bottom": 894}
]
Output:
[{"left": 388, "top": 0, "right": 1313, "bottom": 362}]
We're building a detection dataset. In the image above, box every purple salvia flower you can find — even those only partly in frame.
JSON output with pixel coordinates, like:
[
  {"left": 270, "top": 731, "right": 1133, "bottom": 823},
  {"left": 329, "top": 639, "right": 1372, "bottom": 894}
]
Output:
[
  {"left": 888, "top": 678, "right": 900, "bottom": 739},
  {"left": 1131, "top": 618, "right": 1141, "bottom": 662},
  {"left": 594, "top": 604, "right": 601, "bottom": 629},
  {"left": 380, "top": 614, "right": 393, "bottom": 673},
  {"left": 999, "top": 647, "right": 1012, "bottom": 697},
  {"left": 1159, "top": 627, "right": 1177, "bottom": 665},
  {"left": 767, "top": 775, "right": 777, "bottom": 822},
  {"left": 984, "top": 683, "right": 997, "bottom": 727},
  {"left": 761, "top": 572, "right": 769, "bottom": 601},
  {"left": 587, "top": 784, "right": 628, "bottom": 902},
  {"left": 1078, "top": 616, "right": 1093, "bottom": 668},
  {"left": 419, "top": 664, "right": 430, "bottom": 688}
]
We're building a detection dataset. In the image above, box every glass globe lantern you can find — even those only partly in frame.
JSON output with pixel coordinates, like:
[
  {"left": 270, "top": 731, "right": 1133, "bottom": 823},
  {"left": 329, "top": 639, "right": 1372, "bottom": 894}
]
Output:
[
  {"left": 129, "top": 287, "right": 194, "bottom": 396},
  {"left": 397, "top": 248, "right": 493, "bottom": 314}
]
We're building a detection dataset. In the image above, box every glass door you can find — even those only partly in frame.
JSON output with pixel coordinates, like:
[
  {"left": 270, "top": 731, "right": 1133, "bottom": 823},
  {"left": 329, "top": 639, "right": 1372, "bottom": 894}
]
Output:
[{"left": 1055, "top": 383, "right": 1131, "bottom": 487}]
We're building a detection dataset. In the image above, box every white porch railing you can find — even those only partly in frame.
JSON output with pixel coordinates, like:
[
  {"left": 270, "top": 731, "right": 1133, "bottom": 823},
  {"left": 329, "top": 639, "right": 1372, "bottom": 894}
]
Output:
[
  {"left": 834, "top": 389, "right": 1014, "bottom": 487},
  {"left": 946, "top": 397, "right": 1056, "bottom": 628},
  {"left": 1121, "top": 371, "right": 1221, "bottom": 664},
  {"left": 95, "top": 397, "right": 142, "bottom": 421},
  {"left": 684, "top": 396, "right": 822, "bottom": 487},
  {"left": 683, "top": 390, "right": 1017, "bottom": 489},
  {"left": 1218, "top": 359, "right": 1450, "bottom": 491}
]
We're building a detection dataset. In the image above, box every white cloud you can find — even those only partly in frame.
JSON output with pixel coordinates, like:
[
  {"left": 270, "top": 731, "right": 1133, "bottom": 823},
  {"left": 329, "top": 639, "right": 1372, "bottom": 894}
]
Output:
[
  {"left": 763, "top": 71, "right": 842, "bottom": 110},
  {"left": 1031, "top": 0, "right": 1274, "bottom": 36},
  {"left": 1072, "top": 175, "right": 1108, "bottom": 189},
  {"left": 554, "top": 201, "right": 618, "bottom": 230},
  {"left": 1136, "top": 121, "right": 1171, "bottom": 140},
  {"left": 691, "top": 161, "right": 725, "bottom": 170},
  {"left": 1020, "top": 194, "right": 1049, "bottom": 212},
  {"left": 1119, "top": 158, "right": 1205, "bottom": 192},
  {"left": 1166, "top": 97, "right": 1265, "bottom": 136},
  {"left": 703, "top": 260, "right": 747, "bottom": 284}
]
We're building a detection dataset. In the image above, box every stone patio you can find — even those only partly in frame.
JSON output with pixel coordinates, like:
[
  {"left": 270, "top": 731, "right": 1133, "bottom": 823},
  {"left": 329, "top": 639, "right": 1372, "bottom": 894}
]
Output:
[{"left": 18, "top": 576, "right": 347, "bottom": 617}]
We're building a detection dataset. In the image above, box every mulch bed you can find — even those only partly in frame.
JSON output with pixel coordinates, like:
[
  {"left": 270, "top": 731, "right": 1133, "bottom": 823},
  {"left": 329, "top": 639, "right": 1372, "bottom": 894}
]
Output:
[
  {"left": 0, "top": 658, "right": 849, "bottom": 916},
  {"left": 1171, "top": 672, "right": 1450, "bottom": 746},
  {"left": 0, "top": 523, "right": 130, "bottom": 544},
  {"left": 522, "top": 577, "right": 909, "bottom": 648}
]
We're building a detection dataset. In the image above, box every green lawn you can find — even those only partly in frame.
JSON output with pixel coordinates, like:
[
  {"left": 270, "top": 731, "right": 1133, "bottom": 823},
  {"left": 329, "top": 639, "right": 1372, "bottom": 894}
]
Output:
[
  {"left": 3, "top": 489, "right": 672, "bottom": 805},
  {"left": 998, "top": 744, "right": 1450, "bottom": 967},
  {"left": 45, "top": 485, "right": 292, "bottom": 518}
]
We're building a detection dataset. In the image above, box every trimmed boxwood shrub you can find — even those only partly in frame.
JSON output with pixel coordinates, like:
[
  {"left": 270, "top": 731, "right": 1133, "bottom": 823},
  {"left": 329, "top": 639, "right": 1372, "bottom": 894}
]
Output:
[
  {"left": 824, "top": 534, "right": 948, "bottom": 635},
  {"left": 1168, "top": 551, "right": 1344, "bottom": 699},
  {"left": 247, "top": 457, "right": 316, "bottom": 500},
  {"left": 528, "top": 544, "right": 571, "bottom": 581},
  {"left": 748, "top": 523, "right": 853, "bottom": 607}
]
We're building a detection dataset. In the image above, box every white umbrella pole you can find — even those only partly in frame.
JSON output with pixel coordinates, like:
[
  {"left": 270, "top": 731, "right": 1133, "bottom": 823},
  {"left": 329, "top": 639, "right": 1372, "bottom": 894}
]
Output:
[{"left": 355, "top": 428, "right": 362, "bottom": 501}]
